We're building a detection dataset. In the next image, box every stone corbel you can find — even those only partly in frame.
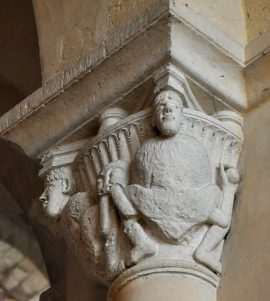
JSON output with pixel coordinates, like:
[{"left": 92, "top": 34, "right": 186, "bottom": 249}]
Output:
[{"left": 39, "top": 65, "right": 243, "bottom": 301}]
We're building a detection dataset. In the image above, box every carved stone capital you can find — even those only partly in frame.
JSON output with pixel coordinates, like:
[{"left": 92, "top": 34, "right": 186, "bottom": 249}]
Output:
[{"left": 39, "top": 66, "right": 243, "bottom": 299}]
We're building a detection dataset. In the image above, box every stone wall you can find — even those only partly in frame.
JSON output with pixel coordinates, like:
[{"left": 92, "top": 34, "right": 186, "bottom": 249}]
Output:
[
  {"left": 219, "top": 98, "right": 270, "bottom": 301},
  {"left": 0, "top": 215, "right": 49, "bottom": 301}
]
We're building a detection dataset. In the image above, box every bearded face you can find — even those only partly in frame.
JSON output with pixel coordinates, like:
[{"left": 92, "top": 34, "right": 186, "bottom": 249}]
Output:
[{"left": 154, "top": 93, "right": 183, "bottom": 137}]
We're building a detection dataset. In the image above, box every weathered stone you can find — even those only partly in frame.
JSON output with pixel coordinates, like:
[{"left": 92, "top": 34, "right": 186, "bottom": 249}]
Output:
[
  {"left": 2, "top": 1, "right": 270, "bottom": 301},
  {"left": 21, "top": 271, "right": 49, "bottom": 295},
  {"left": 2, "top": 267, "right": 28, "bottom": 290},
  {"left": 38, "top": 66, "right": 243, "bottom": 300}
]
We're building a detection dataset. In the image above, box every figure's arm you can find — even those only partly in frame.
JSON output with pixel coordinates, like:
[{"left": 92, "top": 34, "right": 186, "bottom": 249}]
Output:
[
  {"left": 208, "top": 165, "right": 239, "bottom": 228},
  {"left": 101, "top": 161, "right": 137, "bottom": 218},
  {"left": 110, "top": 184, "right": 137, "bottom": 217}
]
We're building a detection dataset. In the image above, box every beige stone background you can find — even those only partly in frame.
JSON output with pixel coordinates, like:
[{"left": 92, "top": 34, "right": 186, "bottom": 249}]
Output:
[{"left": 219, "top": 101, "right": 270, "bottom": 300}]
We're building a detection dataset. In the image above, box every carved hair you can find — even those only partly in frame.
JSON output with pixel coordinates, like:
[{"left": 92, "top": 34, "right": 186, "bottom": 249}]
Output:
[
  {"left": 153, "top": 90, "right": 183, "bottom": 109},
  {"left": 46, "top": 166, "right": 76, "bottom": 195}
]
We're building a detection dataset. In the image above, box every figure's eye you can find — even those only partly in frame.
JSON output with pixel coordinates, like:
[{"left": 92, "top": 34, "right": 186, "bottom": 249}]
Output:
[{"left": 47, "top": 184, "right": 54, "bottom": 191}]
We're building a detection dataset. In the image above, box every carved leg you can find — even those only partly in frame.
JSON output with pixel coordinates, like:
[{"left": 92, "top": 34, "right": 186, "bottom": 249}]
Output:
[
  {"left": 124, "top": 219, "right": 157, "bottom": 264},
  {"left": 104, "top": 232, "right": 125, "bottom": 276},
  {"left": 103, "top": 206, "right": 125, "bottom": 276},
  {"left": 111, "top": 184, "right": 137, "bottom": 217},
  {"left": 81, "top": 206, "right": 103, "bottom": 260},
  {"left": 110, "top": 185, "right": 157, "bottom": 263},
  {"left": 194, "top": 225, "right": 229, "bottom": 274}
]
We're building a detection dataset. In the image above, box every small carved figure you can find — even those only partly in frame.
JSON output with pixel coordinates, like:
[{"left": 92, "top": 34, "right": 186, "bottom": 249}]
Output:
[
  {"left": 39, "top": 166, "right": 119, "bottom": 282},
  {"left": 194, "top": 164, "right": 240, "bottom": 273}
]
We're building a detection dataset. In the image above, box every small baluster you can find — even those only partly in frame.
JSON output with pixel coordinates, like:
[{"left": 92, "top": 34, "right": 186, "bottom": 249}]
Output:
[
  {"left": 117, "top": 130, "right": 131, "bottom": 161},
  {"left": 91, "top": 147, "right": 102, "bottom": 175},
  {"left": 108, "top": 135, "right": 119, "bottom": 162}
]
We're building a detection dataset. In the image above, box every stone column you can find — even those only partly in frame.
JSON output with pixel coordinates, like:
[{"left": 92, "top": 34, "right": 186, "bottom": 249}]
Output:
[{"left": 108, "top": 262, "right": 217, "bottom": 301}]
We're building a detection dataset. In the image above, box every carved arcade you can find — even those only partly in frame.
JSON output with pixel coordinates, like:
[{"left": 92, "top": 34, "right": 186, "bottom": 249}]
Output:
[{"left": 39, "top": 67, "right": 243, "bottom": 287}]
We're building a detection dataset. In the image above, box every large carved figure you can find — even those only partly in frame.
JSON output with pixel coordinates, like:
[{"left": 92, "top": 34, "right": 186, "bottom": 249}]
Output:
[
  {"left": 100, "top": 91, "right": 222, "bottom": 264},
  {"left": 128, "top": 91, "right": 221, "bottom": 243}
]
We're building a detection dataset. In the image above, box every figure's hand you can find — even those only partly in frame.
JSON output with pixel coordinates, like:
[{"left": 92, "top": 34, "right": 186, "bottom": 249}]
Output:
[
  {"left": 97, "top": 177, "right": 104, "bottom": 195},
  {"left": 97, "top": 177, "right": 112, "bottom": 196},
  {"left": 103, "top": 166, "right": 113, "bottom": 192},
  {"left": 103, "top": 182, "right": 112, "bottom": 194},
  {"left": 220, "top": 164, "right": 240, "bottom": 193},
  {"left": 97, "top": 166, "right": 114, "bottom": 195},
  {"left": 100, "top": 160, "right": 130, "bottom": 190}
]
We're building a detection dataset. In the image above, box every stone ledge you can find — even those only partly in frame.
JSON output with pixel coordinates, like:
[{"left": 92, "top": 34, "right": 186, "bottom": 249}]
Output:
[{"left": 0, "top": 5, "right": 169, "bottom": 138}]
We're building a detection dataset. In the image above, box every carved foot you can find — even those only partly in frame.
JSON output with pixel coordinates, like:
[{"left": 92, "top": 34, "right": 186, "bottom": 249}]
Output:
[
  {"left": 130, "top": 241, "right": 157, "bottom": 264},
  {"left": 194, "top": 250, "right": 221, "bottom": 275},
  {"left": 104, "top": 233, "right": 126, "bottom": 277},
  {"left": 123, "top": 219, "right": 158, "bottom": 264},
  {"left": 107, "top": 259, "right": 126, "bottom": 278}
]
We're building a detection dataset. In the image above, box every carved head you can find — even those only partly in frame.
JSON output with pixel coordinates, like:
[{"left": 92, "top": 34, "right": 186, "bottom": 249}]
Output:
[
  {"left": 153, "top": 90, "right": 183, "bottom": 137},
  {"left": 40, "top": 166, "right": 76, "bottom": 218}
]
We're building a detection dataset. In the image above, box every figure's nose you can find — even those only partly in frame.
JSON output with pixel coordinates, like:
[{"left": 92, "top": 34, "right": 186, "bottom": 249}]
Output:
[
  {"left": 39, "top": 191, "right": 46, "bottom": 202},
  {"left": 165, "top": 106, "right": 172, "bottom": 113},
  {"left": 39, "top": 191, "right": 48, "bottom": 208}
]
